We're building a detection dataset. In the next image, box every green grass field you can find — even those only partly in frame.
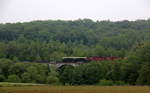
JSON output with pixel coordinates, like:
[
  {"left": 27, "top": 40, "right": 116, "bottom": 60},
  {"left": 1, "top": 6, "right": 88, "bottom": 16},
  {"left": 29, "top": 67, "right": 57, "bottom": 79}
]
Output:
[{"left": 0, "top": 84, "right": 150, "bottom": 93}]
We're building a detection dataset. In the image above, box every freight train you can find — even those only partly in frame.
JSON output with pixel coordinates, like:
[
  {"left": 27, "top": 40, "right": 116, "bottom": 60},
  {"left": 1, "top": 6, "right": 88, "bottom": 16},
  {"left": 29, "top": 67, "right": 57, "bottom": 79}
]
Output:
[{"left": 61, "top": 56, "right": 120, "bottom": 63}]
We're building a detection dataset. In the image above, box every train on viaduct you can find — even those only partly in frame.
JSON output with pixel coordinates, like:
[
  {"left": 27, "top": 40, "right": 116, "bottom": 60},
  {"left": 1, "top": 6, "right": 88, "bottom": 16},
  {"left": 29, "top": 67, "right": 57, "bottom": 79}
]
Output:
[{"left": 49, "top": 56, "right": 120, "bottom": 69}]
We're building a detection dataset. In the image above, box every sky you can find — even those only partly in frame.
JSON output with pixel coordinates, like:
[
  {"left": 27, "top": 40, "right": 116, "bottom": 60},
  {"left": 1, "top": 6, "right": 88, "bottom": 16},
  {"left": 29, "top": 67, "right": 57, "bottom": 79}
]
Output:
[{"left": 0, "top": 0, "right": 150, "bottom": 23}]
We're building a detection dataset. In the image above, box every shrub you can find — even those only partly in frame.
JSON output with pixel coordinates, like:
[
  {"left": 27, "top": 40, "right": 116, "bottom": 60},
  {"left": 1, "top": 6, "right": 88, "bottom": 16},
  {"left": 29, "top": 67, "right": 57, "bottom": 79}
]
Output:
[
  {"left": 0, "top": 75, "right": 5, "bottom": 82},
  {"left": 115, "top": 81, "right": 126, "bottom": 85},
  {"left": 47, "top": 76, "right": 59, "bottom": 84},
  {"left": 99, "top": 80, "right": 114, "bottom": 86},
  {"left": 7, "top": 75, "right": 21, "bottom": 83}
]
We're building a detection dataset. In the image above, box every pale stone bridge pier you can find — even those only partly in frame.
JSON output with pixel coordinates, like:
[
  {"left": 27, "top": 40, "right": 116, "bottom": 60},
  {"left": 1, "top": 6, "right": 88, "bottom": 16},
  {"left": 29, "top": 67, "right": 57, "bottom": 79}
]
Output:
[{"left": 49, "top": 62, "right": 83, "bottom": 69}]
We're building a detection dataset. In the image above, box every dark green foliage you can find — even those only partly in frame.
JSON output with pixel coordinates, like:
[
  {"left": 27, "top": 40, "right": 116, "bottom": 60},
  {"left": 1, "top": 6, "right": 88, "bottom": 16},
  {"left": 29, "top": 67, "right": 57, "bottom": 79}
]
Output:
[
  {"left": 79, "top": 63, "right": 102, "bottom": 84},
  {"left": 0, "top": 60, "right": 50, "bottom": 84},
  {"left": 21, "top": 72, "right": 31, "bottom": 83},
  {"left": 0, "top": 19, "right": 150, "bottom": 85},
  {"left": 59, "top": 65, "right": 75, "bottom": 85},
  {"left": 46, "top": 76, "right": 59, "bottom": 84},
  {"left": 8, "top": 63, "right": 26, "bottom": 77},
  {"left": 106, "top": 62, "right": 122, "bottom": 81},
  {"left": 120, "top": 62, "right": 139, "bottom": 85},
  {"left": 0, "top": 75, "right": 5, "bottom": 82},
  {"left": 7, "top": 75, "right": 21, "bottom": 83},
  {"left": 0, "top": 59, "right": 13, "bottom": 77},
  {"left": 136, "top": 63, "right": 150, "bottom": 85},
  {"left": 99, "top": 80, "right": 113, "bottom": 86},
  {"left": 25, "top": 64, "right": 48, "bottom": 83},
  {"left": 59, "top": 62, "right": 102, "bottom": 85},
  {"left": 135, "top": 42, "right": 150, "bottom": 63},
  {"left": 46, "top": 65, "right": 60, "bottom": 84},
  {"left": 0, "top": 19, "right": 150, "bottom": 61},
  {"left": 114, "top": 81, "right": 126, "bottom": 85}
]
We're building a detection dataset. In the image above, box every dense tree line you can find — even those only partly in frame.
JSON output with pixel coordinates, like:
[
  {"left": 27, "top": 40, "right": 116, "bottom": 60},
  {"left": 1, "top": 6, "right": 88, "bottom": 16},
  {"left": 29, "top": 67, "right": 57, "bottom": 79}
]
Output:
[
  {"left": 59, "top": 41, "right": 150, "bottom": 85},
  {"left": 0, "top": 19, "right": 150, "bottom": 61},
  {"left": 0, "top": 19, "right": 150, "bottom": 85},
  {"left": 0, "top": 41, "right": 150, "bottom": 85}
]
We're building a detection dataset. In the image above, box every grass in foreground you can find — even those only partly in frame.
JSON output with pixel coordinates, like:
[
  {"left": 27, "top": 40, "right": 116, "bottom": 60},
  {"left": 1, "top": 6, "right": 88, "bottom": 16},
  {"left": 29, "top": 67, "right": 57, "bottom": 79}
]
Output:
[
  {"left": 0, "top": 82, "right": 45, "bottom": 87},
  {"left": 0, "top": 86, "right": 150, "bottom": 93}
]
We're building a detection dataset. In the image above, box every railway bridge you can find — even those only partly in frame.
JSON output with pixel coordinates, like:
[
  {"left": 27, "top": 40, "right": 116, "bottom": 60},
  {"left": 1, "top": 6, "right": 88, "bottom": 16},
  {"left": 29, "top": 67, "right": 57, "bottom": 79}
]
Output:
[
  {"left": 48, "top": 56, "right": 120, "bottom": 69},
  {"left": 48, "top": 57, "right": 88, "bottom": 69}
]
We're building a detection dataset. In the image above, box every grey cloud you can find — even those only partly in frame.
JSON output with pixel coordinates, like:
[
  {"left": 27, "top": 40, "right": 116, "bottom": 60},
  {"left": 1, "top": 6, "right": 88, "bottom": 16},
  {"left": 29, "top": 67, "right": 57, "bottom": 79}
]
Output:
[{"left": 0, "top": 0, "right": 149, "bottom": 23}]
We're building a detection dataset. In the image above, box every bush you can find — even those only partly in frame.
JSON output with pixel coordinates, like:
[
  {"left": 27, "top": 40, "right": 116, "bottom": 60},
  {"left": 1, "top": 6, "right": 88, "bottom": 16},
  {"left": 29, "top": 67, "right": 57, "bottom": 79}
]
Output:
[
  {"left": 21, "top": 72, "right": 31, "bottom": 83},
  {"left": 136, "top": 63, "right": 150, "bottom": 85},
  {"left": 47, "top": 76, "right": 59, "bottom": 84},
  {"left": 7, "top": 75, "right": 21, "bottom": 83},
  {"left": 99, "top": 80, "right": 114, "bottom": 86},
  {"left": 115, "top": 81, "right": 126, "bottom": 85},
  {"left": 0, "top": 75, "right": 5, "bottom": 82}
]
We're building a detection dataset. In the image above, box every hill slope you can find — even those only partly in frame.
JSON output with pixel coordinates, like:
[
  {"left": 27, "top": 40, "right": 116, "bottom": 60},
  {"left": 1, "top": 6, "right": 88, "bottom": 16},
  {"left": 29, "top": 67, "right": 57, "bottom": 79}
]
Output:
[{"left": 0, "top": 19, "right": 150, "bottom": 61}]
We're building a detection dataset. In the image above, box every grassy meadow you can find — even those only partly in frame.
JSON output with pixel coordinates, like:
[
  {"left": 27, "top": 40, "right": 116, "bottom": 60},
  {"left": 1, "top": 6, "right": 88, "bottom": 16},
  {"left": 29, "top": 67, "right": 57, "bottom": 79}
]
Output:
[{"left": 0, "top": 86, "right": 150, "bottom": 93}]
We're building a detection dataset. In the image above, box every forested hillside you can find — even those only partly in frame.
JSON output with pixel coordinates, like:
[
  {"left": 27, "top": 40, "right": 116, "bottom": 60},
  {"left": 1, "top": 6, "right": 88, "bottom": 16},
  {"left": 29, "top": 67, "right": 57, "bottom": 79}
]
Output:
[
  {"left": 0, "top": 19, "right": 150, "bottom": 85},
  {"left": 0, "top": 19, "right": 150, "bottom": 61}
]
